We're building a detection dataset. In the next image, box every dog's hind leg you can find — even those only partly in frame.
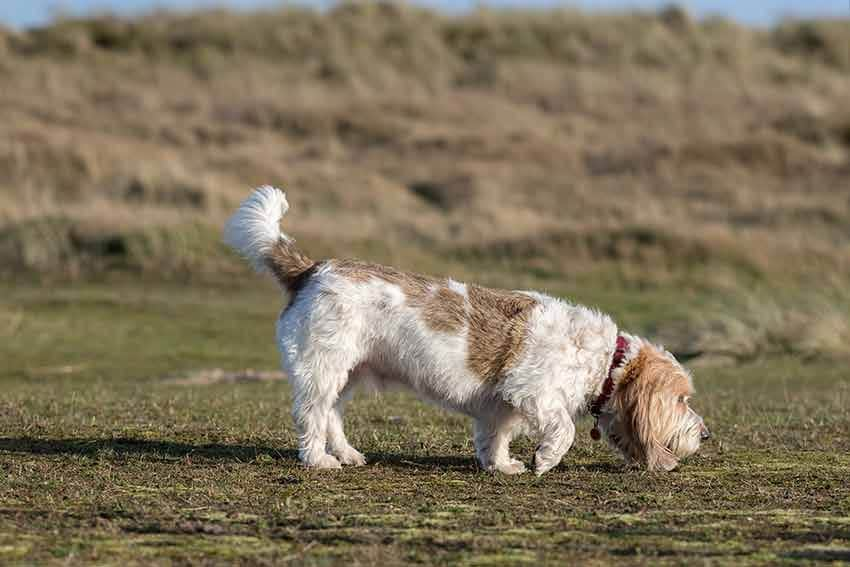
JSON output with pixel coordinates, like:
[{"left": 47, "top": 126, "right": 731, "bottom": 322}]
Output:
[
  {"left": 279, "top": 288, "right": 368, "bottom": 470},
  {"left": 287, "top": 351, "right": 359, "bottom": 469},
  {"left": 290, "top": 372, "right": 344, "bottom": 469},
  {"left": 326, "top": 381, "right": 366, "bottom": 466}
]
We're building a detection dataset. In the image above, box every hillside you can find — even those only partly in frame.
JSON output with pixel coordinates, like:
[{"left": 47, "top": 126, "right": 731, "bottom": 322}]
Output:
[{"left": 1, "top": 3, "right": 849, "bottom": 358}]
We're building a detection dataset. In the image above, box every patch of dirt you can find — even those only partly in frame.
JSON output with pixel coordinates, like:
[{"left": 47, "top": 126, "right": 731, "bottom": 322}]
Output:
[{"left": 163, "top": 368, "right": 286, "bottom": 385}]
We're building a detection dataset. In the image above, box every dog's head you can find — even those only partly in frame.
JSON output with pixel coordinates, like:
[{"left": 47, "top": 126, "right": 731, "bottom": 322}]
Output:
[{"left": 597, "top": 342, "right": 709, "bottom": 471}]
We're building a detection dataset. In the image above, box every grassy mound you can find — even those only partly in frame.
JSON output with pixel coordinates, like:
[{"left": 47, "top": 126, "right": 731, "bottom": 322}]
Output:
[{"left": 1, "top": 3, "right": 848, "bottom": 357}]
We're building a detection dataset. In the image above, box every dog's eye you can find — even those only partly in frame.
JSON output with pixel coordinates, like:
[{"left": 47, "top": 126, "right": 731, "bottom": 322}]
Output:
[{"left": 677, "top": 395, "right": 689, "bottom": 405}]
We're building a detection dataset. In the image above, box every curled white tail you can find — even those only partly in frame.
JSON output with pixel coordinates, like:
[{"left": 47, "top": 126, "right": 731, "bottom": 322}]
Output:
[{"left": 223, "top": 186, "right": 290, "bottom": 272}]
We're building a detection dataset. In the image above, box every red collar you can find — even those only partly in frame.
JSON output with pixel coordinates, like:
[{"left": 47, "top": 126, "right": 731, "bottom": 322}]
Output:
[{"left": 589, "top": 335, "right": 629, "bottom": 440}]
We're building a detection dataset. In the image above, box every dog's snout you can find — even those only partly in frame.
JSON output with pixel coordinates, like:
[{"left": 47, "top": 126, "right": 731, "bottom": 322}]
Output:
[{"left": 700, "top": 424, "right": 711, "bottom": 441}]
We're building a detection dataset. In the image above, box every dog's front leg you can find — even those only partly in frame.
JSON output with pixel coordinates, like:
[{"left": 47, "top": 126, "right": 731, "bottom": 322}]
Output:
[
  {"left": 474, "top": 414, "right": 526, "bottom": 475},
  {"left": 533, "top": 408, "right": 575, "bottom": 476}
]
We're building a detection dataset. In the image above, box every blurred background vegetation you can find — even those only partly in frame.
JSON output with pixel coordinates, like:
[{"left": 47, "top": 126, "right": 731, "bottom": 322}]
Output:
[{"left": 1, "top": 2, "right": 848, "bottom": 363}]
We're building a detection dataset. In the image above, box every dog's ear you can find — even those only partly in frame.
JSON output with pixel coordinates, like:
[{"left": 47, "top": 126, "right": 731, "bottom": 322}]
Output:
[
  {"left": 644, "top": 437, "right": 679, "bottom": 472},
  {"left": 616, "top": 348, "right": 680, "bottom": 472}
]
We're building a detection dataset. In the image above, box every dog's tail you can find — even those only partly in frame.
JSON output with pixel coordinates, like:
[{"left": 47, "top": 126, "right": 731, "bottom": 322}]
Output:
[{"left": 223, "top": 186, "right": 315, "bottom": 290}]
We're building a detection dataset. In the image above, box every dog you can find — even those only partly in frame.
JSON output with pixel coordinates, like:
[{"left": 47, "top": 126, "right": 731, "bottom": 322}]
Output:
[{"left": 224, "top": 186, "right": 710, "bottom": 475}]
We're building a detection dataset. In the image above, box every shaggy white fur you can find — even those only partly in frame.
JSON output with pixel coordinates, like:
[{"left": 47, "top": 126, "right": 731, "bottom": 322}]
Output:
[
  {"left": 224, "top": 186, "right": 709, "bottom": 475},
  {"left": 223, "top": 186, "right": 290, "bottom": 272}
]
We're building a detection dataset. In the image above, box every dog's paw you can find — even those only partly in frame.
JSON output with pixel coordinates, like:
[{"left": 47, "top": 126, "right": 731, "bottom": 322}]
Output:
[
  {"left": 304, "top": 454, "right": 342, "bottom": 470},
  {"left": 336, "top": 447, "right": 367, "bottom": 466},
  {"left": 533, "top": 459, "right": 558, "bottom": 476},
  {"left": 532, "top": 450, "right": 558, "bottom": 476},
  {"left": 495, "top": 459, "right": 527, "bottom": 475}
]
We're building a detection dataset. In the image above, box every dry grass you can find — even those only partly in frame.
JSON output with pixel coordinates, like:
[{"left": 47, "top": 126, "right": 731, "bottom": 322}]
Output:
[
  {"left": 1, "top": 3, "right": 848, "bottom": 356},
  {"left": 654, "top": 288, "right": 850, "bottom": 365}
]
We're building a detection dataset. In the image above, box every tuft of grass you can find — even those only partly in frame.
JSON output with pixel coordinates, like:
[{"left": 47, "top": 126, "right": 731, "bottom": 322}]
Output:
[
  {"left": 682, "top": 289, "right": 850, "bottom": 363},
  {"left": 0, "top": 218, "right": 241, "bottom": 280},
  {"left": 771, "top": 19, "right": 850, "bottom": 69}
]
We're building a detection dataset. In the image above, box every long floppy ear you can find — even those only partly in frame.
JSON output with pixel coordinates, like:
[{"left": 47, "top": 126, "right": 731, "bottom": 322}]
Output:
[{"left": 616, "top": 349, "right": 680, "bottom": 472}]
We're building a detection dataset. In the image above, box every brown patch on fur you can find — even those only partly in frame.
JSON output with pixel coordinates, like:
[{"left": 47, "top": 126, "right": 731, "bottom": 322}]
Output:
[
  {"left": 265, "top": 238, "right": 316, "bottom": 292},
  {"left": 466, "top": 285, "right": 537, "bottom": 381},
  {"left": 332, "top": 259, "right": 432, "bottom": 297},
  {"left": 288, "top": 260, "right": 323, "bottom": 298},
  {"left": 618, "top": 349, "right": 650, "bottom": 388},
  {"left": 612, "top": 345, "right": 692, "bottom": 471},
  {"left": 332, "top": 259, "right": 467, "bottom": 333},
  {"left": 421, "top": 286, "right": 467, "bottom": 333}
]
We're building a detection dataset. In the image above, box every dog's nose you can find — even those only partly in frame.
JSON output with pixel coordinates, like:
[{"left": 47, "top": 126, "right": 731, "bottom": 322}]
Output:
[{"left": 700, "top": 425, "right": 711, "bottom": 441}]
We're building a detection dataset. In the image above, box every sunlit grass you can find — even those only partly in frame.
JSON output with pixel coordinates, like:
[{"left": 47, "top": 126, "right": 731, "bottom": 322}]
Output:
[{"left": 1, "top": 284, "right": 847, "bottom": 564}]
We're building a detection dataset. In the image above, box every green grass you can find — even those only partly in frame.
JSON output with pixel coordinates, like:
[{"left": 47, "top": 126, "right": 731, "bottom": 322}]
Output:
[{"left": 1, "top": 283, "right": 849, "bottom": 565}]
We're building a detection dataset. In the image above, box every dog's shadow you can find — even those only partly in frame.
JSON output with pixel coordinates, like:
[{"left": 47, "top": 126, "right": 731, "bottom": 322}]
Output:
[
  {"left": 0, "top": 436, "right": 299, "bottom": 463},
  {"left": 0, "top": 437, "right": 626, "bottom": 474},
  {"left": 0, "top": 437, "right": 476, "bottom": 471}
]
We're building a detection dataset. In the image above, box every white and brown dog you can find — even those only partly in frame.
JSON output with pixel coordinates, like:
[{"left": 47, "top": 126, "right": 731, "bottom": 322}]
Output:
[{"left": 224, "top": 186, "right": 710, "bottom": 475}]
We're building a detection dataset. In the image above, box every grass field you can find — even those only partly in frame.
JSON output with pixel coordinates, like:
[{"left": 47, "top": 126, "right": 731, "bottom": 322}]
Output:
[
  {"left": 1, "top": 283, "right": 848, "bottom": 565},
  {"left": 2, "top": 3, "right": 850, "bottom": 564}
]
